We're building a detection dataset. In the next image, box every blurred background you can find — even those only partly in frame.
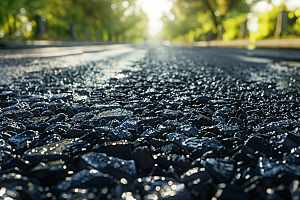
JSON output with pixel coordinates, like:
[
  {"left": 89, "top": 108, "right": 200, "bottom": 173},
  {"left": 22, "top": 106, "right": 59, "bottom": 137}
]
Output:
[{"left": 0, "top": 0, "right": 299, "bottom": 43}]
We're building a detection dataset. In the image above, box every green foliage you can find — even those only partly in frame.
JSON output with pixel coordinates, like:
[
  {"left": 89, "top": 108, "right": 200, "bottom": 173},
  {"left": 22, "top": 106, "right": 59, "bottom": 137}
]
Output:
[
  {"left": 161, "top": 0, "right": 251, "bottom": 41},
  {"left": 288, "top": 8, "right": 300, "bottom": 36},
  {"left": 223, "top": 14, "right": 247, "bottom": 41},
  {"left": 162, "top": 0, "right": 300, "bottom": 42},
  {"left": 0, "top": 0, "right": 148, "bottom": 42},
  {"left": 249, "top": 6, "right": 279, "bottom": 40}
]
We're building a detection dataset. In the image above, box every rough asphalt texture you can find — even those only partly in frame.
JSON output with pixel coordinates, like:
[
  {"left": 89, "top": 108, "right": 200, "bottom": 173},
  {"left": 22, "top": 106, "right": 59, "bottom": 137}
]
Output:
[{"left": 1, "top": 45, "right": 300, "bottom": 199}]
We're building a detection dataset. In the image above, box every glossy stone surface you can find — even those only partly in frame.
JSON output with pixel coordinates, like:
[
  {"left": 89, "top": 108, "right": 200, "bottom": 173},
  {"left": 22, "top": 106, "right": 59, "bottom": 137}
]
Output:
[
  {"left": 1, "top": 46, "right": 300, "bottom": 199},
  {"left": 79, "top": 152, "right": 137, "bottom": 182}
]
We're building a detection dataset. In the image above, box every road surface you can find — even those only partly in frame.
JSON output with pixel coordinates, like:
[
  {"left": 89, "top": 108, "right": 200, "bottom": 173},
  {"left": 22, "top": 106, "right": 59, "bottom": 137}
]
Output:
[
  {"left": 1, "top": 44, "right": 300, "bottom": 199},
  {"left": 1, "top": 44, "right": 299, "bottom": 90}
]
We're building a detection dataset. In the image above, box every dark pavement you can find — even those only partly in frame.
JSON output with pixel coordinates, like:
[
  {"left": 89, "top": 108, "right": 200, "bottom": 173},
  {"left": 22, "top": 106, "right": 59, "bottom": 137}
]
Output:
[
  {"left": 1, "top": 44, "right": 300, "bottom": 88},
  {"left": 1, "top": 44, "right": 300, "bottom": 199}
]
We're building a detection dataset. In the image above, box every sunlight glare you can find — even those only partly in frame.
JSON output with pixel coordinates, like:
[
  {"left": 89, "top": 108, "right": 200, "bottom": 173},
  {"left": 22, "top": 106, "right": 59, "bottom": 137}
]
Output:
[
  {"left": 136, "top": 0, "right": 173, "bottom": 36},
  {"left": 271, "top": 0, "right": 300, "bottom": 9},
  {"left": 285, "top": 0, "right": 300, "bottom": 10},
  {"left": 249, "top": 0, "right": 300, "bottom": 33},
  {"left": 123, "top": 1, "right": 129, "bottom": 8},
  {"left": 253, "top": 0, "right": 300, "bottom": 12}
]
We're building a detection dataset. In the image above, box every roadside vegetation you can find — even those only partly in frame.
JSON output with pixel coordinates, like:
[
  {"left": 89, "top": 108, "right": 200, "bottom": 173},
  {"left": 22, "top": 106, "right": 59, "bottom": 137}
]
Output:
[
  {"left": 0, "top": 0, "right": 148, "bottom": 42},
  {"left": 161, "top": 0, "right": 300, "bottom": 42},
  {"left": 0, "top": 0, "right": 299, "bottom": 42}
]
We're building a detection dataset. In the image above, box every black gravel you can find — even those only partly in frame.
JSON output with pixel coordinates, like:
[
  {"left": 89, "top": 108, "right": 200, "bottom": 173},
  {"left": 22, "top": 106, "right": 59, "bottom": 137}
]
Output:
[{"left": 1, "top": 46, "right": 300, "bottom": 200}]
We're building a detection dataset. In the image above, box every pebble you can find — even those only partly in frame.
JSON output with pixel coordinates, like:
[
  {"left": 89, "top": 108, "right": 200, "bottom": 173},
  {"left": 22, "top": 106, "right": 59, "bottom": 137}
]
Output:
[{"left": 1, "top": 46, "right": 300, "bottom": 199}]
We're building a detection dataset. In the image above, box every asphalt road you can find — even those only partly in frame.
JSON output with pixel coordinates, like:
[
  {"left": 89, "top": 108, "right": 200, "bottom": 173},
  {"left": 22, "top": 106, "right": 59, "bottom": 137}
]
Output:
[
  {"left": 0, "top": 44, "right": 299, "bottom": 90},
  {"left": 2, "top": 44, "right": 300, "bottom": 199},
  {"left": 0, "top": 44, "right": 146, "bottom": 85}
]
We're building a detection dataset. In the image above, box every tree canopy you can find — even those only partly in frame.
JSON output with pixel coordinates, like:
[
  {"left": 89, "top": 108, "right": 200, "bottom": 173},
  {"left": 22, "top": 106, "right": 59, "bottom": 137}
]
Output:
[
  {"left": 0, "top": 0, "right": 148, "bottom": 42},
  {"left": 161, "top": 0, "right": 299, "bottom": 42},
  {"left": 161, "top": 0, "right": 252, "bottom": 41},
  {"left": 184, "top": 0, "right": 251, "bottom": 29}
]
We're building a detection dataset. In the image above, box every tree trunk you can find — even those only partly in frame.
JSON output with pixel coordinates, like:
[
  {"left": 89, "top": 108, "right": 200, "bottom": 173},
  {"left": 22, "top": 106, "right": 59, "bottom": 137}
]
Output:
[
  {"left": 202, "top": 0, "right": 219, "bottom": 29},
  {"left": 14, "top": 14, "right": 18, "bottom": 39},
  {"left": 108, "top": 32, "right": 112, "bottom": 41},
  {"left": 7, "top": 14, "right": 12, "bottom": 40}
]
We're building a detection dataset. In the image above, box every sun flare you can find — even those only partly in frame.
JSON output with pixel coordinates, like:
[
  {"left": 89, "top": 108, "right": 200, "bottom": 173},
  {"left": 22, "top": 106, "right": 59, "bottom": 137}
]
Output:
[{"left": 136, "top": 0, "right": 173, "bottom": 36}]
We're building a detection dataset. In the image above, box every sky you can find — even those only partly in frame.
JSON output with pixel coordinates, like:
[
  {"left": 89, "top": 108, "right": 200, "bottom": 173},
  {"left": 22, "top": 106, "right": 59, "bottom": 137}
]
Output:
[{"left": 136, "top": 0, "right": 173, "bottom": 36}]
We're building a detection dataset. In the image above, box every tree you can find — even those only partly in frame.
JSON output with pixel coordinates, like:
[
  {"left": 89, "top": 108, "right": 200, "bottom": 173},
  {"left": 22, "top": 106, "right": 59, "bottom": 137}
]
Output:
[
  {"left": 161, "top": 0, "right": 257, "bottom": 41},
  {"left": 0, "top": 0, "right": 46, "bottom": 39},
  {"left": 179, "top": 0, "right": 251, "bottom": 29},
  {"left": 0, "top": 0, "right": 149, "bottom": 42}
]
